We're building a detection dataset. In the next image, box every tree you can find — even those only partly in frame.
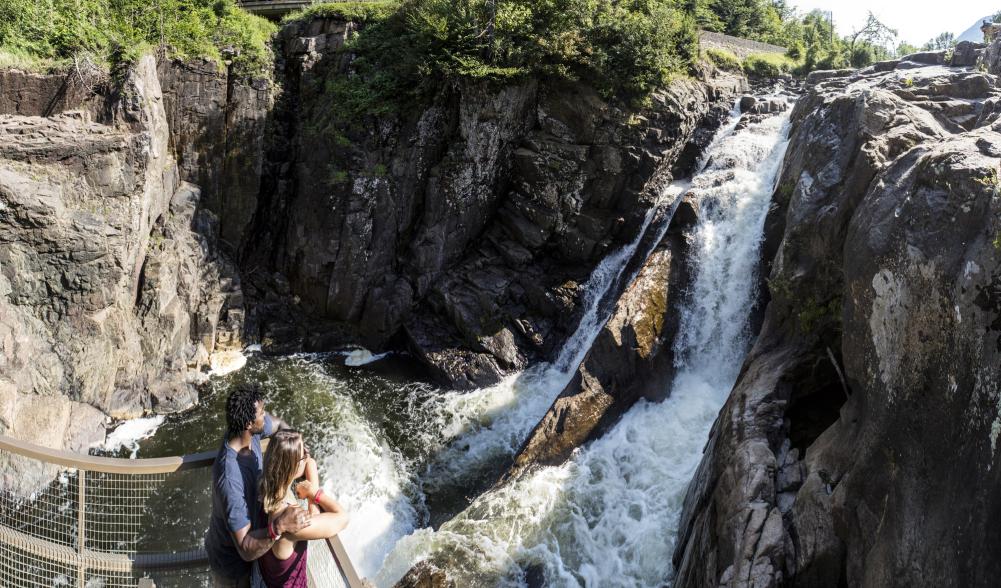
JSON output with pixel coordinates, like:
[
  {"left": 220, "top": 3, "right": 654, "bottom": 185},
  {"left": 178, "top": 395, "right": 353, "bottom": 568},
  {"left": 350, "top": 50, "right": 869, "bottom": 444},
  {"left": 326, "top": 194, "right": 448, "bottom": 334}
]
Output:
[
  {"left": 845, "top": 11, "right": 896, "bottom": 67},
  {"left": 923, "top": 32, "right": 955, "bottom": 50},
  {"left": 895, "top": 41, "right": 919, "bottom": 57},
  {"left": 847, "top": 12, "right": 896, "bottom": 55}
]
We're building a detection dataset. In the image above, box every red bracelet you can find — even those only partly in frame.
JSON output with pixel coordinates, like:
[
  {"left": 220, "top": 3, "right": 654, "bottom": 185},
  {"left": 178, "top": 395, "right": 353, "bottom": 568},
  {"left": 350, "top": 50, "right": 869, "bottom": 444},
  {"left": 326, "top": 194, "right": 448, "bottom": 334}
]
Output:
[
  {"left": 313, "top": 488, "right": 324, "bottom": 503},
  {"left": 268, "top": 520, "right": 279, "bottom": 541}
]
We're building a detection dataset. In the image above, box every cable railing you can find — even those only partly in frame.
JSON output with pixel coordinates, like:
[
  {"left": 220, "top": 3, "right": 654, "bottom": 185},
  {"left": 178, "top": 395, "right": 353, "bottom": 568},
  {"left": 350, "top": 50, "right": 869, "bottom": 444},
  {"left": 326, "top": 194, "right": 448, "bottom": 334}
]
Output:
[{"left": 0, "top": 434, "right": 365, "bottom": 588}]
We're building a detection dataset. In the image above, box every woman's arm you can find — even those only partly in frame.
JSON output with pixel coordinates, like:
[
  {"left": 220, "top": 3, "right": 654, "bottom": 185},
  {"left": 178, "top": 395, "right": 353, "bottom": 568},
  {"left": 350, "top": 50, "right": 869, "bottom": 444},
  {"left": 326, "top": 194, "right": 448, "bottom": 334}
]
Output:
[
  {"left": 304, "top": 457, "right": 321, "bottom": 516},
  {"left": 281, "top": 511, "right": 349, "bottom": 542},
  {"left": 291, "top": 473, "right": 350, "bottom": 541}
]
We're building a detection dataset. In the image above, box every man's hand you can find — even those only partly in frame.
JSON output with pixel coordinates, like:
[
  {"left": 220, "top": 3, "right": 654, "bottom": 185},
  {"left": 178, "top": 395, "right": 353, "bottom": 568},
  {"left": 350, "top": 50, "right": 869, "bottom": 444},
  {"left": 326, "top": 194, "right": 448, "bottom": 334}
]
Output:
[{"left": 274, "top": 504, "right": 311, "bottom": 535}]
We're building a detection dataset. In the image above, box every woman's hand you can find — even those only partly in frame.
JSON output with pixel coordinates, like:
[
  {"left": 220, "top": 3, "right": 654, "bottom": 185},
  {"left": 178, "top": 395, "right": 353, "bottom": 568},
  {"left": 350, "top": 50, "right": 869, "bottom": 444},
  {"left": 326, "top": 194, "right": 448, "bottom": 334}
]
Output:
[{"left": 295, "top": 479, "right": 316, "bottom": 501}]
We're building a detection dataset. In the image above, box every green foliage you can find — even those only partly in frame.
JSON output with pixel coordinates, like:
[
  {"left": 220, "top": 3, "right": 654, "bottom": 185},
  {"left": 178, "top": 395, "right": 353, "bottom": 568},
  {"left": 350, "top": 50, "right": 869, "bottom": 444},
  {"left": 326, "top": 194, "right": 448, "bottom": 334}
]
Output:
[
  {"left": 283, "top": 1, "right": 400, "bottom": 25},
  {"left": 705, "top": 47, "right": 742, "bottom": 72},
  {"left": 0, "top": 0, "right": 277, "bottom": 76},
  {"left": 743, "top": 52, "right": 794, "bottom": 76},
  {"left": 316, "top": 0, "right": 698, "bottom": 119},
  {"left": 797, "top": 295, "right": 841, "bottom": 334},
  {"left": 895, "top": 41, "right": 919, "bottom": 57},
  {"left": 923, "top": 31, "right": 956, "bottom": 51}
]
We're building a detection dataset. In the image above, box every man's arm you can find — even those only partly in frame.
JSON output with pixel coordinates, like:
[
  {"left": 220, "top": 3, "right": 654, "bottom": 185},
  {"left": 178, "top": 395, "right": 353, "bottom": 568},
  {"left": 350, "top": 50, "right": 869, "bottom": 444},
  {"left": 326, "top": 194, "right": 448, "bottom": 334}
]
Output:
[{"left": 229, "top": 507, "right": 311, "bottom": 562}]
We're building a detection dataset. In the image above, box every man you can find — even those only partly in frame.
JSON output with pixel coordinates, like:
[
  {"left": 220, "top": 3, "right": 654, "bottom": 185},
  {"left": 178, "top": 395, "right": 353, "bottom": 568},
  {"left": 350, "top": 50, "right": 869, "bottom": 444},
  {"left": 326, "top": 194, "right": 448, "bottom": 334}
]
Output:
[{"left": 206, "top": 383, "right": 311, "bottom": 587}]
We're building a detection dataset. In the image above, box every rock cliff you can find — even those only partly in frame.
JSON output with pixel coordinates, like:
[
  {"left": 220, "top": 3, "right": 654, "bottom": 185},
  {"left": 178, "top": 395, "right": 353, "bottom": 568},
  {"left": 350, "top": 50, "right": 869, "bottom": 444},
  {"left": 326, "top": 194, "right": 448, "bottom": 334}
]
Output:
[
  {"left": 672, "top": 55, "right": 1001, "bottom": 587},
  {"left": 243, "top": 16, "right": 745, "bottom": 389},
  {"left": 0, "top": 57, "right": 243, "bottom": 457}
]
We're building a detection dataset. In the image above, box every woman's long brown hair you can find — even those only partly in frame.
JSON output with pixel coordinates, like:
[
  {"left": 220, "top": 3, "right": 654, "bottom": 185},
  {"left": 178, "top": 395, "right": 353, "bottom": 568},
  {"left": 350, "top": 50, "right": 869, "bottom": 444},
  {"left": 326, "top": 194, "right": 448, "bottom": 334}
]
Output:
[{"left": 260, "top": 429, "right": 304, "bottom": 514}]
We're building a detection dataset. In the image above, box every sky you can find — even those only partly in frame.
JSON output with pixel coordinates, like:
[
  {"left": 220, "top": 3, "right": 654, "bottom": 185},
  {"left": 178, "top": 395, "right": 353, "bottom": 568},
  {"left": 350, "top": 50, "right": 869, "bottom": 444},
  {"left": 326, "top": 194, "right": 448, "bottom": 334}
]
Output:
[{"left": 786, "top": 0, "right": 999, "bottom": 47}]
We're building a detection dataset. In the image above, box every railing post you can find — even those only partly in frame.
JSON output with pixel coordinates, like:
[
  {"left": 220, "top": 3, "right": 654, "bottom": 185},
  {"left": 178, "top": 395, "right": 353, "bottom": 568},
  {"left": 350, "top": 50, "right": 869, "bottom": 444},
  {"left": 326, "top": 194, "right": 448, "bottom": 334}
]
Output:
[
  {"left": 325, "top": 535, "right": 365, "bottom": 588},
  {"left": 77, "top": 470, "right": 86, "bottom": 588}
]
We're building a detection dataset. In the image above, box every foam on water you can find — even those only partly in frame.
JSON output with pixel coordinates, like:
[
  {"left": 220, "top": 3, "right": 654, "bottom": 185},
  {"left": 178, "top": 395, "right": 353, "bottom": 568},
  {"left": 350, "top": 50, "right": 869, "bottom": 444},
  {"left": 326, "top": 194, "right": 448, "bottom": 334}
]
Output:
[
  {"left": 312, "top": 194, "right": 667, "bottom": 579},
  {"left": 98, "top": 416, "right": 165, "bottom": 458},
  {"left": 416, "top": 204, "right": 664, "bottom": 500},
  {"left": 373, "top": 103, "right": 793, "bottom": 587},
  {"left": 209, "top": 349, "right": 248, "bottom": 376}
]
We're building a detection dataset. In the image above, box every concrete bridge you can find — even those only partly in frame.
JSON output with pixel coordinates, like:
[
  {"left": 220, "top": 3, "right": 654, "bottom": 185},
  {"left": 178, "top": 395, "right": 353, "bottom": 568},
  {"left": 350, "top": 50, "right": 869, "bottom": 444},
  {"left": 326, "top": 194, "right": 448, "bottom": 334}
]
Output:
[{"left": 237, "top": 0, "right": 314, "bottom": 18}]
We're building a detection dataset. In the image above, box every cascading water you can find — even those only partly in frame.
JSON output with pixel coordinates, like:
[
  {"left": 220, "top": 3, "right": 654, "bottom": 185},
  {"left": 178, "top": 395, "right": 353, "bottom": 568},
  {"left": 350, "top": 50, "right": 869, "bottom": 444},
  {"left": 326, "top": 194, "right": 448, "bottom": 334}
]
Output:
[
  {"left": 317, "top": 196, "right": 669, "bottom": 577},
  {"left": 374, "top": 102, "right": 793, "bottom": 587},
  {"left": 126, "top": 96, "right": 791, "bottom": 588}
]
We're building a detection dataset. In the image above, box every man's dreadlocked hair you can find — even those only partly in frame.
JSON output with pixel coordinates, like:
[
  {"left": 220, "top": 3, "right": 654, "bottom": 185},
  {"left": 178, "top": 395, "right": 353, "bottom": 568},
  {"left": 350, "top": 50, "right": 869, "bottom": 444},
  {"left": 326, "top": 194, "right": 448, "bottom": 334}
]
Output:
[{"left": 225, "top": 383, "right": 263, "bottom": 440}]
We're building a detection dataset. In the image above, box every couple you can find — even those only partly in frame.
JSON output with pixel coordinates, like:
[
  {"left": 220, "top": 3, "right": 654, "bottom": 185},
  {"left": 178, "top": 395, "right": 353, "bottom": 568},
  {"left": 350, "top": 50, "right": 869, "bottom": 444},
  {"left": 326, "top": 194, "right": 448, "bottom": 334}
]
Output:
[{"left": 205, "top": 384, "right": 350, "bottom": 587}]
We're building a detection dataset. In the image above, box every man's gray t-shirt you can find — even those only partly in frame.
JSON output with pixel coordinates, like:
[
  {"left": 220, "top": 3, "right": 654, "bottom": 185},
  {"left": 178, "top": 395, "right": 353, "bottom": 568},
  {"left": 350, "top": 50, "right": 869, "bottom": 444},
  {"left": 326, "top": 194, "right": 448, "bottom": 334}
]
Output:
[{"left": 205, "top": 415, "right": 274, "bottom": 579}]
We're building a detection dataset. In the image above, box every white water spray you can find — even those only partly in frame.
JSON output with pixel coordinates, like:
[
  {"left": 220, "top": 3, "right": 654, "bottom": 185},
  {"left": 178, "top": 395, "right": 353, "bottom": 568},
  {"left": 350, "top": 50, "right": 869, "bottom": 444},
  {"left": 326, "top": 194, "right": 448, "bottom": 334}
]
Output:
[
  {"left": 374, "top": 103, "right": 793, "bottom": 587},
  {"left": 315, "top": 201, "right": 667, "bottom": 578}
]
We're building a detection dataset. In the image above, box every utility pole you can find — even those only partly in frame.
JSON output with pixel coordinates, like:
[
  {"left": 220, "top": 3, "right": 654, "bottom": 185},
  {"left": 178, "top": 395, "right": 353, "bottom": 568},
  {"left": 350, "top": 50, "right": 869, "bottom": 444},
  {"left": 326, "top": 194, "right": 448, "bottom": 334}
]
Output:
[{"left": 830, "top": 11, "right": 834, "bottom": 45}]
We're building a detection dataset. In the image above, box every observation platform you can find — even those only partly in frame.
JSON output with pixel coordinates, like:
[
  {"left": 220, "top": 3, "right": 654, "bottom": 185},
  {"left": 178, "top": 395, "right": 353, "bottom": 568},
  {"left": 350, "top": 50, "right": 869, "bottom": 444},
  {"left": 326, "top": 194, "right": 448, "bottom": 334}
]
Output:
[{"left": 0, "top": 434, "right": 366, "bottom": 588}]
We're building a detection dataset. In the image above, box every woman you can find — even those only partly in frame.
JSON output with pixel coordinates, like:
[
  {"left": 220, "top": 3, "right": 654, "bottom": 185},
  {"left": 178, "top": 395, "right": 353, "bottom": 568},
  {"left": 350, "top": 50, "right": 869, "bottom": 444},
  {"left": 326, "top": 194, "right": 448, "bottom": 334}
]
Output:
[{"left": 258, "top": 429, "right": 350, "bottom": 588}]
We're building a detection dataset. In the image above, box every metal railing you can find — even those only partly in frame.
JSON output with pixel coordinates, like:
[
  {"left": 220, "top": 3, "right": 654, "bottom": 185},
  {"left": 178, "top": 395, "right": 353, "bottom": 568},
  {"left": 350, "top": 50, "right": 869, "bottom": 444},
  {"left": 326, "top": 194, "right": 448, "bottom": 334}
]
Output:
[{"left": 0, "top": 434, "right": 365, "bottom": 588}]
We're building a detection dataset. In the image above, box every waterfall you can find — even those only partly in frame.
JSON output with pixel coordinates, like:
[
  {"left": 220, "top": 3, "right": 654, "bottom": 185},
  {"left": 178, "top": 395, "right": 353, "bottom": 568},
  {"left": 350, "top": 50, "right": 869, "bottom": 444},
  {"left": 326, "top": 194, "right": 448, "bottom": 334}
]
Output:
[
  {"left": 373, "top": 102, "right": 793, "bottom": 587},
  {"left": 321, "top": 194, "right": 668, "bottom": 577}
]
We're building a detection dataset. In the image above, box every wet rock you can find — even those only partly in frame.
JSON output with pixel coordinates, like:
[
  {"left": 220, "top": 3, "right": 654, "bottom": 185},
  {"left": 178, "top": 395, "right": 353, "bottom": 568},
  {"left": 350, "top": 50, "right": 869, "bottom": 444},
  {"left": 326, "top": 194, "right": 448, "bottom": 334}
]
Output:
[
  {"left": 673, "top": 61, "right": 1001, "bottom": 587},
  {"left": 739, "top": 95, "right": 757, "bottom": 112},
  {"left": 393, "top": 560, "right": 454, "bottom": 588},
  {"left": 503, "top": 205, "right": 692, "bottom": 477}
]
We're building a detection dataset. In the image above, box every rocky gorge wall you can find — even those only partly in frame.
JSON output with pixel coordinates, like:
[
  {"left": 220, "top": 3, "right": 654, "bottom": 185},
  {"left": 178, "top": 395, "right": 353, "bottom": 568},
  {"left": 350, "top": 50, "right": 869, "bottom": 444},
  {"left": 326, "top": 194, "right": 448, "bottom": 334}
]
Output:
[
  {"left": 672, "top": 47, "right": 1001, "bottom": 587},
  {"left": 243, "top": 16, "right": 746, "bottom": 389},
  {"left": 0, "top": 12, "right": 746, "bottom": 456},
  {"left": 0, "top": 57, "right": 247, "bottom": 459}
]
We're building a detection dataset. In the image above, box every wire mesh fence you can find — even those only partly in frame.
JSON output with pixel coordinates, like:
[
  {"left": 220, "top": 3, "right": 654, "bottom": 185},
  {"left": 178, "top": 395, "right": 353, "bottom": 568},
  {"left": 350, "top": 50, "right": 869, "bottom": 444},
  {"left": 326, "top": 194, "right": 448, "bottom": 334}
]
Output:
[
  {"left": 0, "top": 439, "right": 212, "bottom": 588},
  {"left": 0, "top": 436, "right": 363, "bottom": 588}
]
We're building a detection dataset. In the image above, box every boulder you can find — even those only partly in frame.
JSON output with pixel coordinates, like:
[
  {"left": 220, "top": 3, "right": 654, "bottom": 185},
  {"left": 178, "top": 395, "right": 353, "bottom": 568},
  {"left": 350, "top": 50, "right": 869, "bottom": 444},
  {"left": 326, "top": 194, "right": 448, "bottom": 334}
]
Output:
[
  {"left": 902, "top": 50, "right": 947, "bottom": 65},
  {"left": 393, "top": 561, "right": 454, "bottom": 588},
  {"left": 502, "top": 201, "right": 694, "bottom": 478},
  {"left": 951, "top": 40, "right": 986, "bottom": 67}
]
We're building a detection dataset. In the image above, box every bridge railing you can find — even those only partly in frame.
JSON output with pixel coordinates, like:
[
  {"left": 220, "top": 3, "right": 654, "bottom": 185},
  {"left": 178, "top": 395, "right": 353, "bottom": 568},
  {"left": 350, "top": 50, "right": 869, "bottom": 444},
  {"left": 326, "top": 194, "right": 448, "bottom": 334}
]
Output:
[{"left": 0, "top": 434, "right": 364, "bottom": 588}]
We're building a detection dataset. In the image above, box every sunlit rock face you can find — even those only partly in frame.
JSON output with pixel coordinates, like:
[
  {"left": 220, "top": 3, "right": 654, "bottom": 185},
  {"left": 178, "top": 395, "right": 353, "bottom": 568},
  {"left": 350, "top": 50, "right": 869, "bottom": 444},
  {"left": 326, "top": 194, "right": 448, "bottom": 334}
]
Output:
[
  {"left": 0, "top": 56, "right": 243, "bottom": 457},
  {"left": 673, "top": 58, "right": 1001, "bottom": 587}
]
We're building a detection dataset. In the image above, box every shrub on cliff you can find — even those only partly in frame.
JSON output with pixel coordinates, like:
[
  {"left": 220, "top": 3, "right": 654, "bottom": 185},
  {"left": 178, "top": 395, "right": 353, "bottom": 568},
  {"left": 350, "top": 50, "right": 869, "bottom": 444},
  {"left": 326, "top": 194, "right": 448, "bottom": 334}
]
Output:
[
  {"left": 302, "top": 0, "right": 698, "bottom": 118},
  {"left": 742, "top": 52, "right": 795, "bottom": 76},
  {"left": 0, "top": 0, "right": 276, "bottom": 77}
]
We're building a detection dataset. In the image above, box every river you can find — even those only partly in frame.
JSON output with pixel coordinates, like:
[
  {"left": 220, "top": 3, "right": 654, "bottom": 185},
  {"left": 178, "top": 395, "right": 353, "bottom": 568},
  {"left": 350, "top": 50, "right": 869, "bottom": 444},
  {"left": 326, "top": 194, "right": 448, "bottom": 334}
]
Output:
[{"left": 112, "top": 98, "right": 792, "bottom": 587}]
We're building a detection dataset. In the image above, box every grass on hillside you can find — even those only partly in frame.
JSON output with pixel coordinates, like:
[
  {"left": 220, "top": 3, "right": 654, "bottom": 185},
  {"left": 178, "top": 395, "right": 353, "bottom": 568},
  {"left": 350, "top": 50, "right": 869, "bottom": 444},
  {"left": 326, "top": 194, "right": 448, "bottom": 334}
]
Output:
[
  {"left": 0, "top": 0, "right": 277, "bottom": 77},
  {"left": 282, "top": 1, "right": 400, "bottom": 25},
  {"left": 704, "top": 47, "right": 743, "bottom": 72},
  {"left": 742, "top": 52, "right": 797, "bottom": 77}
]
